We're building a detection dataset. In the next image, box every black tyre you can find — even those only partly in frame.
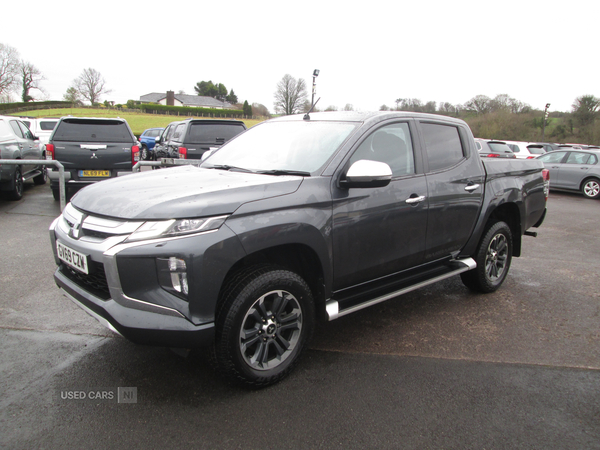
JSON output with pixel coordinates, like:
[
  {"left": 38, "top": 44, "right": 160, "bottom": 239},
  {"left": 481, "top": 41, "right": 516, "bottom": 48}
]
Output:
[
  {"left": 582, "top": 178, "right": 600, "bottom": 199},
  {"left": 214, "top": 265, "right": 315, "bottom": 388},
  {"left": 141, "top": 145, "right": 149, "bottom": 161},
  {"left": 33, "top": 164, "right": 47, "bottom": 185},
  {"left": 52, "top": 187, "right": 60, "bottom": 201},
  {"left": 7, "top": 166, "right": 24, "bottom": 201},
  {"left": 461, "top": 221, "right": 513, "bottom": 293}
]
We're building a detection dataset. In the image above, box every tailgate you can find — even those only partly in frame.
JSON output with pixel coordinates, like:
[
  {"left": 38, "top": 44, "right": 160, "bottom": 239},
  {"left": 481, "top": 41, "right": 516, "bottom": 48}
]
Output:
[{"left": 54, "top": 141, "right": 134, "bottom": 178}]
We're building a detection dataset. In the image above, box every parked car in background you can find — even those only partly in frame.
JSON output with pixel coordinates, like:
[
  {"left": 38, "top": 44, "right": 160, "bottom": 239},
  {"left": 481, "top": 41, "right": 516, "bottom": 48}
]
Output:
[
  {"left": 46, "top": 117, "right": 140, "bottom": 200},
  {"left": 0, "top": 115, "right": 46, "bottom": 200},
  {"left": 537, "top": 149, "right": 600, "bottom": 199},
  {"left": 139, "top": 127, "right": 164, "bottom": 160},
  {"left": 474, "top": 139, "right": 516, "bottom": 158},
  {"left": 503, "top": 141, "right": 546, "bottom": 159},
  {"left": 20, "top": 117, "right": 59, "bottom": 148},
  {"left": 153, "top": 119, "right": 247, "bottom": 160},
  {"left": 530, "top": 142, "right": 561, "bottom": 153}
]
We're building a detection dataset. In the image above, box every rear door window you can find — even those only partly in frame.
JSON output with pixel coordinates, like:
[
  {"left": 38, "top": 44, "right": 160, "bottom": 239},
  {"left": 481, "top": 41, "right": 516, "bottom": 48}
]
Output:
[
  {"left": 172, "top": 123, "right": 187, "bottom": 142},
  {"left": 9, "top": 120, "right": 24, "bottom": 138},
  {"left": 539, "top": 151, "right": 567, "bottom": 164},
  {"left": 421, "top": 123, "right": 465, "bottom": 172}
]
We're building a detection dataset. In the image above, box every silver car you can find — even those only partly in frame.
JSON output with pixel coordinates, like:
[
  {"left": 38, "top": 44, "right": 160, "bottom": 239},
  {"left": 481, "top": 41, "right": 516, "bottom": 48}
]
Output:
[{"left": 537, "top": 149, "right": 600, "bottom": 199}]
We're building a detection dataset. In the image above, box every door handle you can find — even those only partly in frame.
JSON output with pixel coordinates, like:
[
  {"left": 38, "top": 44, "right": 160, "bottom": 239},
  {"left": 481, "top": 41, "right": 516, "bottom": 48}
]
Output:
[
  {"left": 464, "top": 183, "right": 480, "bottom": 192},
  {"left": 405, "top": 195, "right": 426, "bottom": 204}
]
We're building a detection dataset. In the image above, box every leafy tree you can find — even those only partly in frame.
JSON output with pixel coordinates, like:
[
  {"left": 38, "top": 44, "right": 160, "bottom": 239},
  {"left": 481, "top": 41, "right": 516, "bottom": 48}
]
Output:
[
  {"left": 242, "top": 100, "right": 252, "bottom": 116},
  {"left": 226, "top": 89, "right": 238, "bottom": 104},
  {"left": 194, "top": 80, "right": 216, "bottom": 97},
  {"left": 343, "top": 104, "right": 354, "bottom": 111},
  {"left": 572, "top": 95, "right": 600, "bottom": 143},
  {"left": 63, "top": 86, "right": 81, "bottom": 104},
  {"left": 572, "top": 95, "right": 600, "bottom": 127},
  {"left": 326, "top": 105, "right": 339, "bottom": 111},
  {"left": 273, "top": 74, "right": 307, "bottom": 115},
  {"left": 0, "top": 43, "right": 20, "bottom": 95},
  {"left": 72, "top": 68, "right": 110, "bottom": 105},
  {"left": 20, "top": 61, "right": 44, "bottom": 102}
]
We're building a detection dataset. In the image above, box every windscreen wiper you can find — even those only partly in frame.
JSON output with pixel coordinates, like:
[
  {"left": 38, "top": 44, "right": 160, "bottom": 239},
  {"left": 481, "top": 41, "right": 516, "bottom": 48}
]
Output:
[
  {"left": 207, "top": 164, "right": 253, "bottom": 173},
  {"left": 255, "top": 169, "right": 311, "bottom": 176}
]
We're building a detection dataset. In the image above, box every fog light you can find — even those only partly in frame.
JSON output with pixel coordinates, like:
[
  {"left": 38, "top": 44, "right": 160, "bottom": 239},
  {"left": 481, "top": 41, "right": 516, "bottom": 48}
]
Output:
[{"left": 157, "top": 257, "right": 189, "bottom": 299}]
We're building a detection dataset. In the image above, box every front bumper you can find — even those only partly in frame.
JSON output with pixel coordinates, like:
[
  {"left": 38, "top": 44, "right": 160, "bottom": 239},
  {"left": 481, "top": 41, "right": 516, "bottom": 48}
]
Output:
[
  {"left": 48, "top": 207, "right": 244, "bottom": 348},
  {"left": 54, "top": 268, "right": 214, "bottom": 347}
]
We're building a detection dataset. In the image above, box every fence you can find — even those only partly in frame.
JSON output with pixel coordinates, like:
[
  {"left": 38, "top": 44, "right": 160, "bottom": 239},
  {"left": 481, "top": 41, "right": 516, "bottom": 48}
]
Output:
[{"left": 2, "top": 160, "right": 67, "bottom": 211}]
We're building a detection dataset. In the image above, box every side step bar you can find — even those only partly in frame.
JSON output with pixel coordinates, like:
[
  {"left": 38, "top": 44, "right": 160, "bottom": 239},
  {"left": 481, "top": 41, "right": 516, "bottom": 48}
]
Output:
[{"left": 325, "top": 257, "right": 476, "bottom": 321}]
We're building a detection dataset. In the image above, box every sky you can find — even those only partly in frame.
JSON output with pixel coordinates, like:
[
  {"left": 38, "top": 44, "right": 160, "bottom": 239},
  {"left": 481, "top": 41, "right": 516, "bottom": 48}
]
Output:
[{"left": 2, "top": 0, "right": 598, "bottom": 114}]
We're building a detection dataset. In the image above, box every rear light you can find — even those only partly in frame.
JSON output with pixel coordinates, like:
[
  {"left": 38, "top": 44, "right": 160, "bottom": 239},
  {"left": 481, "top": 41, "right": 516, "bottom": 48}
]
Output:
[
  {"left": 487, "top": 154, "right": 499, "bottom": 158},
  {"left": 542, "top": 168, "right": 550, "bottom": 200},
  {"left": 527, "top": 156, "right": 535, "bottom": 159},
  {"left": 46, "top": 143, "right": 55, "bottom": 160},
  {"left": 178, "top": 147, "right": 187, "bottom": 159},
  {"left": 131, "top": 145, "right": 140, "bottom": 165}
]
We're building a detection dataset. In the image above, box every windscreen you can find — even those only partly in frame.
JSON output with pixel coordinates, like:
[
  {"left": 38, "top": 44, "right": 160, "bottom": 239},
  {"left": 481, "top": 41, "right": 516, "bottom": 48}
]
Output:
[
  {"left": 202, "top": 121, "right": 358, "bottom": 174},
  {"left": 187, "top": 122, "right": 246, "bottom": 143},
  {"left": 52, "top": 119, "right": 132, "bottom": 142}
]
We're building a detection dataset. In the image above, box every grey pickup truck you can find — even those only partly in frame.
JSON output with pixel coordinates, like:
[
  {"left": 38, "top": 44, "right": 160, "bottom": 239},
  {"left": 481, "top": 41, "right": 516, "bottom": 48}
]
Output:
[
  {"left": 49, "top": 111, "right": 548, "bottom": 387},
  {"left": 46, "top": 117, "right": 140, "bottom": 200}
]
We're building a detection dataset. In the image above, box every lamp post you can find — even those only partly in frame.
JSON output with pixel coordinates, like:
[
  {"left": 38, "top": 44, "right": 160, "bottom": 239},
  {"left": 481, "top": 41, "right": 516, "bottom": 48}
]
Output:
[
  {"left": 311, "top": 69, "right": 319, "bottom": 108},
  {"left": 542, "top": 103, "right": 550, "bottom": 141}
]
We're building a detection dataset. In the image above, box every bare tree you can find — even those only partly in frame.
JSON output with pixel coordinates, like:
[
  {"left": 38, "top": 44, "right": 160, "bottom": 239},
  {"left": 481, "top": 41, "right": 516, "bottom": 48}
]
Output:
[
  {"left": 464, "top": 95, "right": 492, "bottom": 115},
  {"left": 0, "top": 43, "right": 20, "bottom": 96},
  {"left": 73, "top": 68, "right": 111, "bottom": 105},
  {"left": 20, "top": 61, "right": 45, "bottom": 102},
  {"left": 273, "top": 74, "right": 307, "bottom": 115}
]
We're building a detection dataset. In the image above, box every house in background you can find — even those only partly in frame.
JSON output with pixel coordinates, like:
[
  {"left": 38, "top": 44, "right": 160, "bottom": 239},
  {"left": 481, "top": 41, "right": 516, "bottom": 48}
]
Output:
[{"left": 139, "top": 91, "right": 234, "bottom": 109}]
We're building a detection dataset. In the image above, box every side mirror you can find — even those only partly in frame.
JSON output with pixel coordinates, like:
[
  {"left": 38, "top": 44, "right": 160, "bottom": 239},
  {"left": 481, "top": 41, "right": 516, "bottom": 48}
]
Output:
[
  {"left": 340, "top": 159, "right": 392, "bottom": 189},
  {"left": 155, "top": 136, "right": 161, "bottom": 143}
]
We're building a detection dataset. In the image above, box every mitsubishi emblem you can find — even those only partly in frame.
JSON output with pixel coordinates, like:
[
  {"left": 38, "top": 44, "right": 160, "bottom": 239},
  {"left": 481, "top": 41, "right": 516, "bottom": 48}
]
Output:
[{"left": 91, "top": 152, "right": 98, "bottom": 159}]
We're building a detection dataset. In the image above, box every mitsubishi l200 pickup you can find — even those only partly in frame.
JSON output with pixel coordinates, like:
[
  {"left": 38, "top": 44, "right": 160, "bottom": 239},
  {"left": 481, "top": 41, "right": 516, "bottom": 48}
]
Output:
[{"left": 50, "top": 112, "right": 548, "bottom": 387}]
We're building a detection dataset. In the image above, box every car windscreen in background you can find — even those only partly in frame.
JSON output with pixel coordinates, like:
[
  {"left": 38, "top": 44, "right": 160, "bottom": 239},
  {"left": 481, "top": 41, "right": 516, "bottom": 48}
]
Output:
[
  {"left": 52, "top": 119, "right": 132, "bottom": 142},
  {"left": 40, "top": 121, "right": 58, "bottom": 131},
  {"left": 187, "top": 123, "right": 245, "bottom": 143}
]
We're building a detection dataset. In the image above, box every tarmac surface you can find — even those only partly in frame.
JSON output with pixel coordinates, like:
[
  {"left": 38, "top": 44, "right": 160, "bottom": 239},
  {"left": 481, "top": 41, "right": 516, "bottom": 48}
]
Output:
[{"left": 1, "top": 179, "right": 599, "bottom": 449}]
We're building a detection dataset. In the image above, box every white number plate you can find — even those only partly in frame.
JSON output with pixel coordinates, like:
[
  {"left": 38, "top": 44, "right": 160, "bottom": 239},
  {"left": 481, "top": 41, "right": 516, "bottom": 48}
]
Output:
[{"left": 56, "top": 241, "right": 89, "bottom": 274}]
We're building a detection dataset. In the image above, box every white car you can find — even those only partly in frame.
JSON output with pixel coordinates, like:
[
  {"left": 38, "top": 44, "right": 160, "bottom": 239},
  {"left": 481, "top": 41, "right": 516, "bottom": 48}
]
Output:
[
  {"left": 20, "top": 117, "right": 59, "bottom": 147},
  {"left": 503, "top": 140, "right": 547, "bottom": 159}
]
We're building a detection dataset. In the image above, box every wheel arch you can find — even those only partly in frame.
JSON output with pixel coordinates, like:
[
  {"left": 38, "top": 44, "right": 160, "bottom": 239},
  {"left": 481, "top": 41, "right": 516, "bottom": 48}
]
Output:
[
  {"left": 485, "top": 203, "right": 522, "bottom": 257},
  {"left": 220, "top": 243, "right": 327, "bottom": 312},
  {"left": 460, "top": 201, "right": 522, "bottom": 259}
]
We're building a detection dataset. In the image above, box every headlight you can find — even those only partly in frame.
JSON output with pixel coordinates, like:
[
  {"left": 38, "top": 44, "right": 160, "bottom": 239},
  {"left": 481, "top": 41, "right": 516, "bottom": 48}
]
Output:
[{"left": 126, "top": 215, "right": 228, "bottom": 242}]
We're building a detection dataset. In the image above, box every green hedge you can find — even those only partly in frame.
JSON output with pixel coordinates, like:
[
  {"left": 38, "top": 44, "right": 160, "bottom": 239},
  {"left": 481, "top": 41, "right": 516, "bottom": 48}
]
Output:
[
  {"left": 0, "top": 101, "right": 72, "bottom": 112},
  {"left": 135, "top": 103, "right": 244, "bottom": 118}
]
